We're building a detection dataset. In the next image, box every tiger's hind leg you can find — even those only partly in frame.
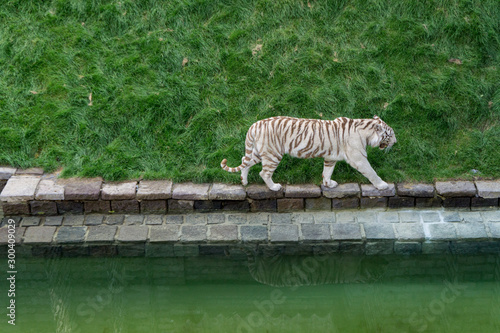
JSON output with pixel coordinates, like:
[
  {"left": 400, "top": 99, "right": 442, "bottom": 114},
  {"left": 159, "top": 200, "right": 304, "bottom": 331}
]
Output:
[
  {"left": 322, "top": 159, "right": 338, "bottom": 188},
  {"left": 259, "top": 155, "right": 282, "bottom": 191},
  {"left": 240, "top": 153, "right": 261, "bottom": 186}
]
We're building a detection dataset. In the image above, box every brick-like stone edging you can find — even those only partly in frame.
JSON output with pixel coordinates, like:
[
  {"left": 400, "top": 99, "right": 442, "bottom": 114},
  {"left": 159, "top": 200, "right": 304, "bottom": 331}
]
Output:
[
  {"left": 1, "top": 210, "right": 499, "bottom": 257},
  {"left": 0, "top": 167, "right": 499, "bottom": 216}
]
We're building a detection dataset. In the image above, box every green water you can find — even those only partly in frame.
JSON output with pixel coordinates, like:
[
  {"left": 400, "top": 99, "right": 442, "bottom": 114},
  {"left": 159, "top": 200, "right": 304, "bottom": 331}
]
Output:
[{"left": 1, "top": 254, "right": 500, "bottom": 333}]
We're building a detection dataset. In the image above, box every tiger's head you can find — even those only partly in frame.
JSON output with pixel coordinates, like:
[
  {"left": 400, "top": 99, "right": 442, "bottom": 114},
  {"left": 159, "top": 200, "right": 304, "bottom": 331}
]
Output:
[{"left": 372, "top": 115, "right": 396, "bottom": 150}]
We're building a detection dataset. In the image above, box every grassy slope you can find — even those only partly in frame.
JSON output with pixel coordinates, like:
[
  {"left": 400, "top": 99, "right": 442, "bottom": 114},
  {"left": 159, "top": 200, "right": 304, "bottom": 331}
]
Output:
[{"left": 0, "top": 0, "right": 499, "bottom": 185}]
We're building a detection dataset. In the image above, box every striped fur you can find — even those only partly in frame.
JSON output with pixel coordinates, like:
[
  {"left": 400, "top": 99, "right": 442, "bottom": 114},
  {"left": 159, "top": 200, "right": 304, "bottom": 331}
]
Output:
[{"left": 221, "top": 116, "right": 396, "bottom": 191}]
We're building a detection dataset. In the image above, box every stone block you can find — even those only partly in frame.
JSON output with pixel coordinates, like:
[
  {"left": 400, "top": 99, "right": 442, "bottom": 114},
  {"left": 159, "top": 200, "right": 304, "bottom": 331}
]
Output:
[
  {"left": 246, "top": 213, "right": 269, "bottom": 225},
  {"left": 111, "top": 200, "right": 140, "bottom": 214},
  {"left": 487, "top": 223, "right": 500, "bottom": 238},
  {"left": 336, "top": 211, "right": 357, "bottom": 223},
  {"left": 199, "top": 245, "right": 229, "bottom": 255},
  {"left": 185, "top": 215, "right": 206, "bottom": 225},
  {"left": 23, "top": 226, "right": 56, "bottom": 244},
  {"left": 194, "top": 200, "right": 222, "bottom": 211},
  {"left": 35, "top": 179, "right": 64, "bottom": 200},
  {"left": 136, "top": 180, "right": 172, "bottom": 200},
  {"left": 20, "top": 216, "right": 41, "bottom": 227},
  {"left": 363, "top": 223, "right": 395, "bottom": 240},
  {"left": 2, "top": 202, "right": 30, "bottom": 215},
  {"left": 394, "top": 242, "right": 422, "bottom": 255},
  {"left": 63, "top": 215, "right": 84, "bottom": 226},
  {"left": 471, "top": 198, "right": 498, "bottom": 209},
  {"left": 168, "top": 199, "right": 194, "bottom": 212},
  {"left": 422, "top": 242, "right": 450, "bottom": 254},
  {"left": 84, "top": 215, "right": 104, "bottom": 226},
  {"left": 396, "top": 183, "right": 434, "bottom": 197},
  {"left": 305, "top": 197, "right": 331, "bottom": 211},
  {"left": 475, "top": 181, "right": 500, "bottom": 199},
  {"left": 180, "top": 225, "right": 207, "bottom": 243},
  {"left": 209, "top": 183, "right": 246, "bottom": 200},
  {"left": 124, "top": 215, "right": 145, "bottom": 225},
  {"left": 399, "top": 211, "right": 421, "bottom": 223},
  {"left": 322, "top": 183, "right": 360, "bottom": 198},
  {"left": 89, "top": 245, "right": 117, "bottom": 256},
  {"left": 442, "top": 212, "right": 461, "bottom": 222},
  {"left": 277, "top": 198, "right": 304, "bottom": 212},
  {"left": 207, "top": 214, "right": 225, "bottom": 224},
  {"left": 149, "top": 225, "right": 180, "bottom": 242},
  {"left": 0, "top": 176, "right": 41, "bottom": 202},
  {"left": 117, "top": 244, "right": 145, "bottom": 256},
  {"left": 84, "top": 201, "right": 111, "bottom": 214},
  {"left": 361, "top": 183, "right": 396, "bottom": 197},
  {"left": 284, "top": 184, "right": 321, "bottom": 198},
  {"left": 145, "top": 215, "right": 163, "bottom": 225},
  {"left": 0, "top": 180, "right": 6, "bottom": 193},
  {"left": 300, "top": 224, "right": 331, "bottom": 241},
  {"left": 459, "top": 212, "right": 483, "bottom": 223},
  {"left": 208, "top": 225, "right": 238, "bottom": 242},
  {"left": 173, "top": 244, "right": 199, "bottom": 256},
  {"left": 172, "top": 183, "right": 210, "bottom": 200},
  {"left": 366, "top": 241, "right": 394, "bottom": 255},
  {"left": 269, "top": 213, "right": 292, "bottom": 224},
  {"left": 250, "top": 199, "right": 277, "bottom": 212},
  {"left": 270, "top": 225, "right": 299, "bottom": 242},
  {"left": 415, "top": 197, "right": 442, "bottom": 208},
  {"left": 29, "top": 201, "right": 58, "bottom": 215},
  {"left": 442, "top": 197, "right": 470, "bottom": 208},
  {"left": 291, "top": 212, "right": 313, "bottom": 224},
  {"left": 222, "top": 200, "right": 250, "bottom": 211},
  {"left": 140, "top": 200, "right": 167, "bottom": 214},
  {"left": 240, "top": 225, "right": 268, "bottom": 242},
  {"left": 246, "top": 184, "right": 284, "bottom": 199},
  {"left": 55, "top": 226, "right": 87, "bottom": 244},
  {"left": 482, "top": 211, "right": 500, "bottom": 222},
  {"left": 227, "top": 214, "right": 247, "bottom": 225},
  {"left": 455, "top": 223, "right": 488, "bottom": 240},
  {"left": 0, "top": 167, "right": 17, "bottom": 180},
  {"left": 312, "top": 212, "right": 335, "bottom": 224},
  {"left": 102, "top": 181, "right": 137, "bottom": 200},
  {"left": 61, "top": 245, "right": 90, "bottom": 257},
  {"left": 332, "top": 198, "right": 359, "bottom": 209},
  {"left": 331, "top": 223, "right": 363, "bottom": 241},
  {"left": 427, "top": 223, "right": 457, "bottom": 240},
  {"left": 421, "top": 212, "right": 441, "bottom": 223},
  {"left": 44, "top": 216, "right": 63, "bottom": 226},
  {"left": 388, "top": 197, "right": 415, "bottom": 209},
  {"left": 435, "top": 181, "right": 476, "bottom": 197},
  {"left": 360, "top": 197, "right": 387, "bottom": 208},
  {"left": 339, "top": 241, "right": 365, "bottom": 254},
  {"left": 165, "top": 215, "right": 184, "bottom": 224},
  {"left": 116, "top": 225, "right": 149, "bottom": 242},
  {"left": 86, "top": 225, "right": 117, "bottom": 243},
  {"left": 63, "top": 178, "right": 102, "bottom": 200},
  {"left": 105, "top": 215, "right": 124, "bottom": 225},
  {"left": 145, "top": 243, "right": 175, "bottom": 257},
  {"left": 377, "top": 212, "right": 400, "bottom": 223},
  {"left": 56, "top": 201, "right": 84, "bottom": 214},
  {"left": 394, "top": 223, "right": 425, "bottom": 241}
]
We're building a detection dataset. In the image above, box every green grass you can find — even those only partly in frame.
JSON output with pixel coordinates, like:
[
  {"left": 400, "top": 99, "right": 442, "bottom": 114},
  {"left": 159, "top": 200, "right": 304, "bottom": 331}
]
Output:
[{"left": 0, "top": 0, "right": 499, "bottom": 185}]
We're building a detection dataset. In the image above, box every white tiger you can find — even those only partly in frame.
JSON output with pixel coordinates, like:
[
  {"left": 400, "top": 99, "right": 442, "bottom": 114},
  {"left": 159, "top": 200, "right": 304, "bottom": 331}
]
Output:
[{"left": 221, "top": 116, "right": 397, "bottom": 191}]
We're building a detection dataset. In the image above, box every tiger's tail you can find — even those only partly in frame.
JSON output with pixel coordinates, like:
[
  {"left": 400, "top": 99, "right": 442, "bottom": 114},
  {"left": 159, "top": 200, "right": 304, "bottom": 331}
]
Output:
[
  {"left": 220, "top": 158, "right": 245, "bottom": 173},
  {"left": 221, "top": 125, "right": 256, "bottom": 173}
]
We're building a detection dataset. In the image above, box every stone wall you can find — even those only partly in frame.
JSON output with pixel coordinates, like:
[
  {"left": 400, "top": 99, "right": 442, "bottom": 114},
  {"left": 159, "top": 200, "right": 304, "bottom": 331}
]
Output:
[{"left": 0, "top": 167, "right": 499, "bottom": 216}]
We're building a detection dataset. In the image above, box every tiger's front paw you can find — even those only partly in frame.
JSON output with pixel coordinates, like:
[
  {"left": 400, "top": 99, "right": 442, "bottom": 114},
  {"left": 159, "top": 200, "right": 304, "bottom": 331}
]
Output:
[
  {"left": 323, "top": 179, "right": 338, "bottom": 188},
  {"left": 374, "top": 181, "right": 389, "bottom": 190},
  {"left": 269, "top": 183, "right": 282, "bottom": 191}
]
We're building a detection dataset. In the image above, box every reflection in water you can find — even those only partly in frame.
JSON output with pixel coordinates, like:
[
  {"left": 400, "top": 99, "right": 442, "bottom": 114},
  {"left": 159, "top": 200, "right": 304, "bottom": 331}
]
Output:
[{"left": 0, "top": 253, "right": 498, "bottom": 333}]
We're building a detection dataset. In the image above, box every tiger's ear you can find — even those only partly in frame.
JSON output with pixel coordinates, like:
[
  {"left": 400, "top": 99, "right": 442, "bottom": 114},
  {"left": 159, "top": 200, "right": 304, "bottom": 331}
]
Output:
[{"left": 373, "top": 115, "right": 380, "bottom": 120}]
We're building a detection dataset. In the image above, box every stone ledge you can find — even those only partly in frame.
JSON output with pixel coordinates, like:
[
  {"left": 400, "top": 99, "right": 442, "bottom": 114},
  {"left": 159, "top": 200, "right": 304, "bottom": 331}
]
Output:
[{"left": 1, "top": 171, "right": 499, "bottom": 214}]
